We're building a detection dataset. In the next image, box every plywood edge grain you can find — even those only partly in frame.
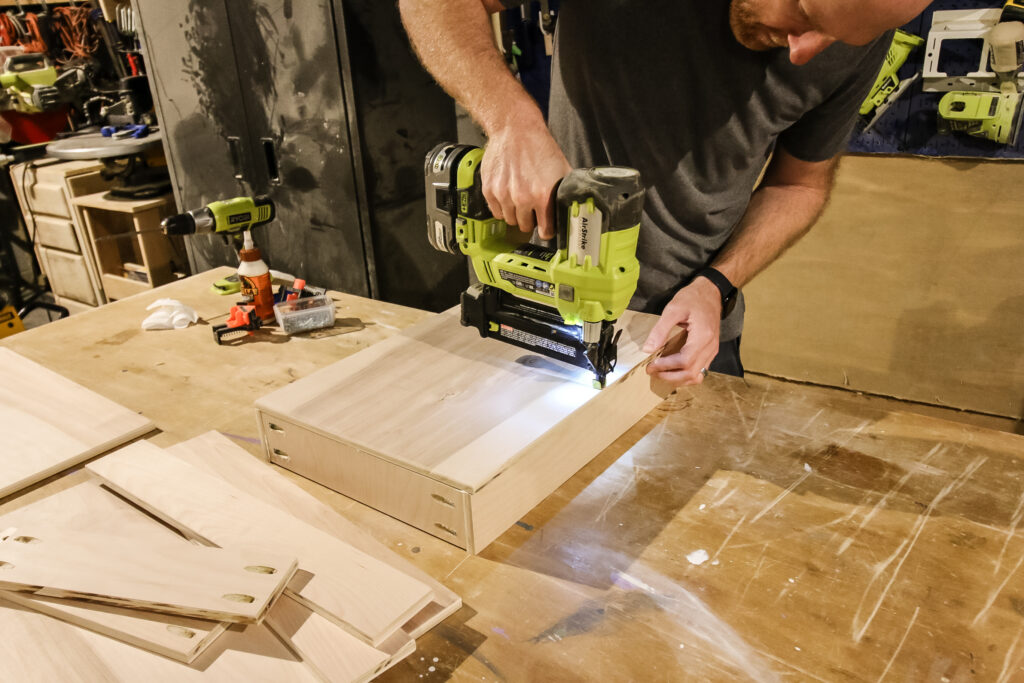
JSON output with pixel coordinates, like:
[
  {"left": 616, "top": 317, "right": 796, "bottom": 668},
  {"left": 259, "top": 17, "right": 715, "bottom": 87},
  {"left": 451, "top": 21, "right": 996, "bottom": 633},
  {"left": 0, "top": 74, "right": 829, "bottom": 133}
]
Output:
[
  {"left": 0, "top": 526, "right": 297, "bottom": 624},
  {"left": 0, "top": 591, "right": 228, "bottom": 663}
]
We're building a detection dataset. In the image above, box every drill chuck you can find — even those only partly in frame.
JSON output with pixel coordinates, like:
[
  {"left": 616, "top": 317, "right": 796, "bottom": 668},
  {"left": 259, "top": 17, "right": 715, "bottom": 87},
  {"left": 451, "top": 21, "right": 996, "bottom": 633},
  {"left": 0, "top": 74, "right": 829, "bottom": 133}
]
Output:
[
  {"left": 161, "top": 212, "right": 196, "bottom": 235},
  {"left": 161, "top": 209, "right": 215, "bottom": 235}
]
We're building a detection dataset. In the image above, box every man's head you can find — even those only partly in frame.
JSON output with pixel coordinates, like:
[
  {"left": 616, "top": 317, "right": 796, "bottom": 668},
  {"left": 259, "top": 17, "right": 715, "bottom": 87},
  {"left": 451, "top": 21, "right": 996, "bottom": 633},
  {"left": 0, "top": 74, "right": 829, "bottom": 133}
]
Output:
[{"left": 730, "top": 0, "right": 932, "bottom": 65}]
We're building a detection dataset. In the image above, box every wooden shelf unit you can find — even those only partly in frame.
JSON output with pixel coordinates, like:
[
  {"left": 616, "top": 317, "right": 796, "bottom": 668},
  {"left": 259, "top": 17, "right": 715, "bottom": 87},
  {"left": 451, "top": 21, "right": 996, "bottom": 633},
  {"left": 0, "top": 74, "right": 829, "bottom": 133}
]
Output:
[{"left": 72, "top": 192, "right": 183, "bottom": 301}]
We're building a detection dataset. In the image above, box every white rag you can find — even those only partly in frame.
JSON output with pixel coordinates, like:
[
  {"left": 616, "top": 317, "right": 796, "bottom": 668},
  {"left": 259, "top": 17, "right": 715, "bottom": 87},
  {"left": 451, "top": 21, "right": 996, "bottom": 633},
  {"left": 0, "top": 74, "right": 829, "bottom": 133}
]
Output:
[{"left": 141, "top": 298, "right": 199, "bottom": 330}]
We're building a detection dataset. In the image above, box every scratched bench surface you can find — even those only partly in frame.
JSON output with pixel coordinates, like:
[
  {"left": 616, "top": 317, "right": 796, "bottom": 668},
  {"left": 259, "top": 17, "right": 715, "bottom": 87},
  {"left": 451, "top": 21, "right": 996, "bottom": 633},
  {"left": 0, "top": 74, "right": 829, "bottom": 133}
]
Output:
[
  {"left": 391, "top": 374, "right": 1024, "bottom": 682},
  {"left": 2, "top": 269, "right": 1021, "bottom": 681}
]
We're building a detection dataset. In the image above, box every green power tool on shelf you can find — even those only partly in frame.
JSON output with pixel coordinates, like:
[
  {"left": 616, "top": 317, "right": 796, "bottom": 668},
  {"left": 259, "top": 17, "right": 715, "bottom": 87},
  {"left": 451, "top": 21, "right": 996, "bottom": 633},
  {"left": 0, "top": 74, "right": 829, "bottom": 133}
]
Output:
[{"left": 425, "top": 143, "right": 644, "bottom": 388}]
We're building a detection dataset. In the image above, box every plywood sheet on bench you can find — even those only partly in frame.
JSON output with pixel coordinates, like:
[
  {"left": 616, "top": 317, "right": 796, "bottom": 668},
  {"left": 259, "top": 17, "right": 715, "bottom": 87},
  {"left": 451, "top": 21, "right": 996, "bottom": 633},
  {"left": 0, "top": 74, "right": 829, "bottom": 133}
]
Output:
[
  {"left": 0, "top": 473, "right": 313, "bottom": 679},
  {"left": 0, "top": 347, "right": 153, "bottom": 498},
  {"left": 87, "top": 440, "right": 434, "bottom": 646},
  {"left": 0, "top": 525, "right": 296, "bottom": 624},
  {"left": 255, "top": 308, "right": 663, "bottom": 492},
  {"left": 165, "top": 430, "right": 461, "bottom": 640}
]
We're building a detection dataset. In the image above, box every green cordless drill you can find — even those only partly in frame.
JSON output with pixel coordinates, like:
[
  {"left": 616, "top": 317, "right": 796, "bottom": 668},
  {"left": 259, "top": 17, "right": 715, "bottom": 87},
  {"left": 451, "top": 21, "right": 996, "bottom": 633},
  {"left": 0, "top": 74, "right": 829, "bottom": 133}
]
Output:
[
  {"left": 161, "top": 196, "right": 276, "bottom": 243},
  {"left": 425, "top": 143, "right": 644, "bottom": 388}
]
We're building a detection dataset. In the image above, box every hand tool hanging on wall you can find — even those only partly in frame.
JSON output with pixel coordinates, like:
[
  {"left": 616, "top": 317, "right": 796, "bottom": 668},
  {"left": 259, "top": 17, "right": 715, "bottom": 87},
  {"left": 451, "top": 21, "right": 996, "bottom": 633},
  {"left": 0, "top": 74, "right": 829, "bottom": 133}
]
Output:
[
  {"left": 860, "top": 29, "right": 924, "bottom": 132},
  {"left": 425, "top": 143, "right": 644, "bottom": 388},
  {"left": 937, "top": 18, "right": 1024, "bottom": 145}
]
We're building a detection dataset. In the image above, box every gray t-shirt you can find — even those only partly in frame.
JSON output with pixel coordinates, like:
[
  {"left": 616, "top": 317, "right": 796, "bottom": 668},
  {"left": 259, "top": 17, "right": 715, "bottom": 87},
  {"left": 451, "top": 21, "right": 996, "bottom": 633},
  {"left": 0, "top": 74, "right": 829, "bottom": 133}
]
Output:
[{"left": 499, "top": 0, "right": 890, "bottom": 339}]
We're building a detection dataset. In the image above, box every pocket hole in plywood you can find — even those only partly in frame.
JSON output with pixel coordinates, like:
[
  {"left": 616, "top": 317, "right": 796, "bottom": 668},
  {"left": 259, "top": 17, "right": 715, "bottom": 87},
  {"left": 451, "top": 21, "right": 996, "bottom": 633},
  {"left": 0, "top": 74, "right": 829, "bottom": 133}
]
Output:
[
  {"left": 268, "top": 423, "right": 285, "bottom": 434},
  {"left": 431, "top": 494, "right": 455, "bottom": 508},
  {"left": 271, "top": 448, "right": 290, "bottom": 462},
  {"left": 222, "top": 593, "right": 255, "bottom": 604},
  {"left": 0, "top": 561, "right": 12, "bottom": 570},
  {"left": 166, "top": 625, "right": 196, "bottom": 639},
  {"left": 244, "top": 565, "right": 277, "bottom": 575},
  {"left": 434, "top": 523, "right": 458, "bottom": 537},
  {"left": 13, "top": 536, "right": 39, "bottom": 544}
]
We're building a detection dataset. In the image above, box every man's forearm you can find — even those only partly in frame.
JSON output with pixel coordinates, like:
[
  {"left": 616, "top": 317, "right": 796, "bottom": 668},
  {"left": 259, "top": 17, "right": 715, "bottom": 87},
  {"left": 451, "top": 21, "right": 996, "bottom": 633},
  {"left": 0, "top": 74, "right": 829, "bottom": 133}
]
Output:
[
  {"left": 398, "top": 0, "right": 545, "bottom": 137},
  {"left": 712, "top": 166, "right": 836, "bottom": 289}
]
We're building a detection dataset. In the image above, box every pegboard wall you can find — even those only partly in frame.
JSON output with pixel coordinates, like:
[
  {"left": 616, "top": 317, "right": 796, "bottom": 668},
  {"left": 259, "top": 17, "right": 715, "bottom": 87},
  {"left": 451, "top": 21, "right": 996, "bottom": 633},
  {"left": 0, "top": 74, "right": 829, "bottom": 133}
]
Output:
[
  {"left": 507, "top": 1, "right": 1022, "bottom": 159},
  {"left": 850, "top": 0, "right": 1024, "bottom": 158}
]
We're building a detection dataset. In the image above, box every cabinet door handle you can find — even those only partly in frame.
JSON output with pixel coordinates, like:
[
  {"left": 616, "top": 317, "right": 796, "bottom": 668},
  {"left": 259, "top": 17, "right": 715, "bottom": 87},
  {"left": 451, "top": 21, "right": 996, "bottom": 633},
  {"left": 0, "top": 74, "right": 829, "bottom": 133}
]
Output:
[
  {"left": 261, "top": 137, "right": 281, "bottom": 185},
  {"left": 227, "top": 136, "right": 245, "bottom": 181}
]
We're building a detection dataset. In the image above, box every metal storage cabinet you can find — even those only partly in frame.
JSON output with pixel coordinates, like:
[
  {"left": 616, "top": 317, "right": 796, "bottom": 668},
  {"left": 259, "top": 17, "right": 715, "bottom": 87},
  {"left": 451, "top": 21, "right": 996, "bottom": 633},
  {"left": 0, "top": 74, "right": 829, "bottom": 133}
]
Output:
[{"left": 132, "top": 0, "right": 466, "bottom": 309}]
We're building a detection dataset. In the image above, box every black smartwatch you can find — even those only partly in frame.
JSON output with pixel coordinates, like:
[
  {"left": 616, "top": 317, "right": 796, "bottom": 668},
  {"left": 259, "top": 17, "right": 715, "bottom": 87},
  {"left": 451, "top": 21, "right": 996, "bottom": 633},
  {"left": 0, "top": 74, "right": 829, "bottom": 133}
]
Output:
[{"left": 694, "top": 267, "right": 737, "bottom": 319}]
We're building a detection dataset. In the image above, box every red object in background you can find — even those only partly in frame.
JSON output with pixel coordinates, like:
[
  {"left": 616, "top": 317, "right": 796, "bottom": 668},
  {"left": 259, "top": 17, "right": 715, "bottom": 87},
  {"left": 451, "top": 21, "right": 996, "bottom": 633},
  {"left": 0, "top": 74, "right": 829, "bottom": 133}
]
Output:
[{"left": 1, "top": 107, "right": 70, "bottom": 144}]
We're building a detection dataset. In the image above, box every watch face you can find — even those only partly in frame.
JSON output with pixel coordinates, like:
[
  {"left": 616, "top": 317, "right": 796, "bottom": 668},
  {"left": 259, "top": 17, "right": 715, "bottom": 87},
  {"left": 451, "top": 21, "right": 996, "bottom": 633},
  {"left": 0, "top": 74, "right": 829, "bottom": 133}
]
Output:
[{"left": 721, "top": 291, "right": 737, "bottom": 319}]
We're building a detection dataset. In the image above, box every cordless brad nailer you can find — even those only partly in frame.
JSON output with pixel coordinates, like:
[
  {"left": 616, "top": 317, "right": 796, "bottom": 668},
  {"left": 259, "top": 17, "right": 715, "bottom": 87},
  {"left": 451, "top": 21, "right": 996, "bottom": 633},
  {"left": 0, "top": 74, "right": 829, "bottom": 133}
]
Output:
[{"left": 425, "top": 143, "right": 644, "bottom": 388}]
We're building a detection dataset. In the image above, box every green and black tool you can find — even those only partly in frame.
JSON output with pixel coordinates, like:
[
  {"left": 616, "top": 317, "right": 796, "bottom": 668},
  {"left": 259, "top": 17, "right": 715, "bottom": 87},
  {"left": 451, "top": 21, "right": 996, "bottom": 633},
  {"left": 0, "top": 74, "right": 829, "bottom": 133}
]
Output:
[
  {"left": 161, "top": 195, "right": 275, "bottom": 240},
  {"left": 860, "top": 29, "right": 924, "bottom": 132},
  {"left": 424, "top": 143, "right": 644, "bottom": 388},
  {"left": 937, "top": 17, "right": 1024, "bottom": 145}
]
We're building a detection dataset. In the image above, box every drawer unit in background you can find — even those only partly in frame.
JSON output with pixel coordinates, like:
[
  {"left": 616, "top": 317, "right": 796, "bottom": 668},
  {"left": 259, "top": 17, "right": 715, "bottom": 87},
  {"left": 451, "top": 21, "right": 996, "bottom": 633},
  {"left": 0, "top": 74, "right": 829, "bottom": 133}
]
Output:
[
  {"left": 31, "top": 215, "right": 80, "bottom": 252},
  {"left": 36, "top": 248, "right": 99, "bottom": 306},
  {"left": 10, "top": 160, "right": 114, "bottom": 312}
]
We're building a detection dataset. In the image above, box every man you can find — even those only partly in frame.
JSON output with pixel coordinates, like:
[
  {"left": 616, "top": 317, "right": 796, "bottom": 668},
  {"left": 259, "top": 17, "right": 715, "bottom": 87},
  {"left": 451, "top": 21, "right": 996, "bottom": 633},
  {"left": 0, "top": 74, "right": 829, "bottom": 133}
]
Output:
[{"left": 399, "top": 0, "right": 930, "bottom": 386}]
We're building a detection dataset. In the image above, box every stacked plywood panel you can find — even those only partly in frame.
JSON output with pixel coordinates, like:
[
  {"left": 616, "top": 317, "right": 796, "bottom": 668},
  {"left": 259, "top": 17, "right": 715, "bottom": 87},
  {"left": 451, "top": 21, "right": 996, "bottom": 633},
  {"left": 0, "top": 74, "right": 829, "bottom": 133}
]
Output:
[
  {"left": 0, "top": 347, "right": 154, "bottom": 498},
  {"left": 0, "top": 432, "right": 461, "bottom": 681}
]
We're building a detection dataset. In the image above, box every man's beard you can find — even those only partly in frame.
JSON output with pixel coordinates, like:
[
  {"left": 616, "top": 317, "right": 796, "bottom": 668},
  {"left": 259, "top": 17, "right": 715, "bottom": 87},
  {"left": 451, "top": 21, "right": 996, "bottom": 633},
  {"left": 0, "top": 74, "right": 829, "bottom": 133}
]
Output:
[{"left": 729, "top": 0, "right": 781, "bottom": 51}]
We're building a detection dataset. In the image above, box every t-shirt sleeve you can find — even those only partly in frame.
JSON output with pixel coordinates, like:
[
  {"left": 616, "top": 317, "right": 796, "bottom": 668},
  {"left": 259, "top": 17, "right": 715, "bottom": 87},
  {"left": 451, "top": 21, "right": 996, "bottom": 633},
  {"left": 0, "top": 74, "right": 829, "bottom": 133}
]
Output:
[{"left": 778, "top": 32, "right": 894, "bottom": 162}]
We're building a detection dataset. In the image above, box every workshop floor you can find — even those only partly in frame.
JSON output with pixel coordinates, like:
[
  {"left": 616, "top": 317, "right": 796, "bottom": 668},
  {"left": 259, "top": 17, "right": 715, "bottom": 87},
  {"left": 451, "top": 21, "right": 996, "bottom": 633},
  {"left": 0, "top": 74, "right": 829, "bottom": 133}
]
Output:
[{"left": 20, "top": 293, "right": 63, "bottom": 330}]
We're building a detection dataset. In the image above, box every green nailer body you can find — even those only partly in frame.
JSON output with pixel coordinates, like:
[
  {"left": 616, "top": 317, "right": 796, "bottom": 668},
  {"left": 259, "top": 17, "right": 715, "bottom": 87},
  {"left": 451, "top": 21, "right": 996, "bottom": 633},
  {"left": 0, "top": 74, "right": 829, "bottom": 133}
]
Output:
[
  {"left": 161, "top": 196, "right": 276, "bottom": 238},
  {"left": 425, "top": 143, "right": 644, "bottom": 387}
]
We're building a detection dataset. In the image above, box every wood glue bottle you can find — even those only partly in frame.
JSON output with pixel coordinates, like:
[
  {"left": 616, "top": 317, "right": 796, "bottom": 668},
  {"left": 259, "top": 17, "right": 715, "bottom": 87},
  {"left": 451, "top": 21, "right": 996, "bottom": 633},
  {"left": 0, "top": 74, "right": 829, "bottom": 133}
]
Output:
[{"left": 238, "top": 231, "right": 274, "bottom": 320}]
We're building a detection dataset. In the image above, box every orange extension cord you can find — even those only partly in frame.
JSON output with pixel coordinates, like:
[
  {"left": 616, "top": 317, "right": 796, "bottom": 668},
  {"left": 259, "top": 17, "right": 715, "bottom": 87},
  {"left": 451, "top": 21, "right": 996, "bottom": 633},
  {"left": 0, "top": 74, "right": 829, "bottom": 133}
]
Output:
[{"left": 53, "top": 6, "right": 98, "bottom": 63}]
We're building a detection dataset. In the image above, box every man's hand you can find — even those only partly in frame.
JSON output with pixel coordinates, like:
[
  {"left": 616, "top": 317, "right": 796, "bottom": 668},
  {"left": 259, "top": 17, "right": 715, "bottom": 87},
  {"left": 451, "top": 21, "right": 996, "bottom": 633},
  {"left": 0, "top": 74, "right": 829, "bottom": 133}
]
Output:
[
  {"left": 641, "top": 277, "right": 722, "bottom": 386},
  {"left": 481, "top": 123, "right": 571, "bottom": 240}
]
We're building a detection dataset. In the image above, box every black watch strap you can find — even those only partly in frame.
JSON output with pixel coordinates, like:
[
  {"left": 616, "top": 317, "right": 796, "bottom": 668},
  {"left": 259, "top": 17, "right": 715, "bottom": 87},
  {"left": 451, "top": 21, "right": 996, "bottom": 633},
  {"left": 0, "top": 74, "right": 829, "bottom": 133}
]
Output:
[{"left": 694, "top": 267, "right": 738, "bottom": 319}]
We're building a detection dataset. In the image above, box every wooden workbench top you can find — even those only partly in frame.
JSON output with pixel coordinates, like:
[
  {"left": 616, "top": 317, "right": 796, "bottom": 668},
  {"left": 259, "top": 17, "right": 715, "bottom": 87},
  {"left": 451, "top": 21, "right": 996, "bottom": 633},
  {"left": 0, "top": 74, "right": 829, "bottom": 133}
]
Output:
[{"left": 3, "top": 268, "right": 1023, "bottom": 681}]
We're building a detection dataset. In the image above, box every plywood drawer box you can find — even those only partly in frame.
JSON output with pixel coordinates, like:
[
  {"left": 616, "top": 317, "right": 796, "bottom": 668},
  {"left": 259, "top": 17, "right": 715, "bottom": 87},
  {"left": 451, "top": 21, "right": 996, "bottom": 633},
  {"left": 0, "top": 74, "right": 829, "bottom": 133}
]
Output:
[
  {"left": 37, "top": 247, "right": 99, "bottom": 306},
  {"left": 259, "top": 413, "right": 473, "bottom": 544},
  {"left": 255, "top": 309, "right": 674, "bottom": 553}
]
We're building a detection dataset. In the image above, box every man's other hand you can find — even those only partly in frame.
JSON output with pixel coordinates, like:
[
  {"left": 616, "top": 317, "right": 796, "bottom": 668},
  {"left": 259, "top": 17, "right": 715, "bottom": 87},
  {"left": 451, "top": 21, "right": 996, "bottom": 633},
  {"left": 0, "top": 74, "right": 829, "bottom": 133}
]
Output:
[
  {"left": 481, "top": 123, "right": 571, "bottom": 240},
  {"left": 641, "top": 278, "right": 723, "bottom": 386}
]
